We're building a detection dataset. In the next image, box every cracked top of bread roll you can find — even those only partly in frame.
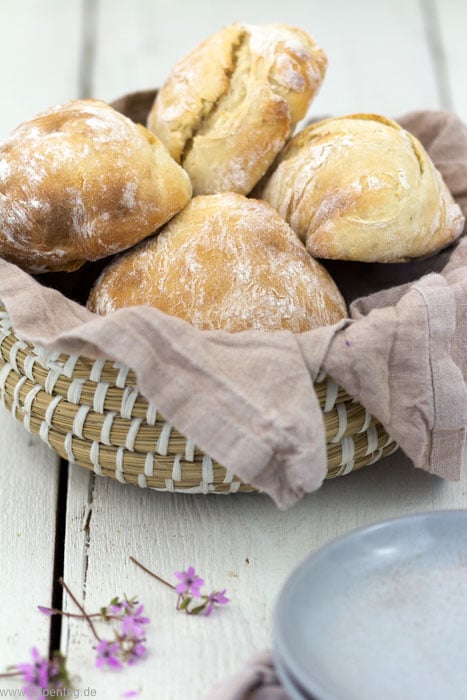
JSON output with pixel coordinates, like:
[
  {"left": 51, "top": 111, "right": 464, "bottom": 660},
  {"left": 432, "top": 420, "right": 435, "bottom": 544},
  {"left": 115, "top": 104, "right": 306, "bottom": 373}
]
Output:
[
  {"left": 0, "top": 99, "right": 192, "bottom": 273},
  {"left": 88, "top": 193, "right": 347, "bottom": 333},
  {"left": 257, "top": 113, "right": 465, "bottom": 262},
  {"left": 147, "top": 23, "right": 327, "bottom": 196}
]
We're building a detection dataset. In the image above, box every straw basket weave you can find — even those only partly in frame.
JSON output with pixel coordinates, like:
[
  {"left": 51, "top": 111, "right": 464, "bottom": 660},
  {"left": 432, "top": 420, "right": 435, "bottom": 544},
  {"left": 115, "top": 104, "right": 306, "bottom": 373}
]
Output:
[{"left": 0, "top": 305, "right": 398, "bottom": 494}]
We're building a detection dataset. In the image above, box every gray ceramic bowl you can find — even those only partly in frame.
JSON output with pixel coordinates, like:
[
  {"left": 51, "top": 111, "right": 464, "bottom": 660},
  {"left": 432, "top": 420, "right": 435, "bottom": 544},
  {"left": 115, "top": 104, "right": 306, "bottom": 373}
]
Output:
[{"left": 274, "top": 510, "right": 467, "bottom": 700}]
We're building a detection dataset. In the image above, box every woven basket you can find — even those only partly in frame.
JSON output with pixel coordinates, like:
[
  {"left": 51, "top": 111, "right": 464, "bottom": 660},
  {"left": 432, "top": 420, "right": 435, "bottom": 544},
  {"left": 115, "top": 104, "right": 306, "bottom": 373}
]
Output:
[{"left": 0, "top": 306, "right": 398, "bottom": 493}]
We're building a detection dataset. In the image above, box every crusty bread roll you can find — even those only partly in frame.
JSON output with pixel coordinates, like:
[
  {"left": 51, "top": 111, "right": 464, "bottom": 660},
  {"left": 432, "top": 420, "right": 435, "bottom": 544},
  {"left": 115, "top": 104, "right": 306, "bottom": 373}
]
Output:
[
  {"left": 0, "top": 99, "right": 192, "bottom": 273},
  {"left": 147, "top": 23, "right": 327, "bottom": 196},
  {"left": 88, "top": 193, "right": 347, "bottom": 333},
  {"left": 257, "top": 114, "right": 465, "bottom": 262}
]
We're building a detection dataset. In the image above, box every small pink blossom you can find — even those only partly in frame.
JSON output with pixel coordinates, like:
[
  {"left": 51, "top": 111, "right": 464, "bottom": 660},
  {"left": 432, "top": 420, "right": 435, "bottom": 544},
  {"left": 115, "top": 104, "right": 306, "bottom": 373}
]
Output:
[
  {"left": 16, "top": 647, "right": 66, "bottom": 697},
  {"left": 120, "top": 604, "right": 150, "bottom": 638},
  {"left": 127, "top": 641, "right": 147, "bottom": 666},
  {"left": 204, "top": 590, "right": 230, "bottom": 617},
  {"left": 109, "top": 598, "right": 134, "bottom": 617},
  {"left": 174, "top": 567, "right": 204, "bottom": 597},
  {"left": 17, "top": 647, "right": 50, "bottom": 691},
  {"left": 110, "top": 602, "right": 124, "bottom": 615},
  {"left": 94, "top": 640, "right": 123, "bottom": 670}
]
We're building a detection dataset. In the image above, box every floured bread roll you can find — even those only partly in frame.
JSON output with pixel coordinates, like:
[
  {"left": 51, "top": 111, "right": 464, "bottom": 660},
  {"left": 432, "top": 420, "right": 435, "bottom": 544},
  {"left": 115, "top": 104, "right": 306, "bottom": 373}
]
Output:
[
  {"left": 0, "top": 99, "right": 192, "bottom": 273},
  {"left": 257, "top": 114, "right": 465, "bottom": 262},
  {"left": 147, "top": 23, "right": 327, "bottom": 196},
  {"left": 88, "top": 193, "right": 346, "bottom": 333}
]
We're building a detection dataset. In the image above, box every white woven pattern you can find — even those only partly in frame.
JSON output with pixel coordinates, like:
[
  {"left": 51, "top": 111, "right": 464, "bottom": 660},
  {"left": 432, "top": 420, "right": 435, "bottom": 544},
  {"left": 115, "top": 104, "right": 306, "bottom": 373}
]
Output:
[
  {"left": 0, "top": 316, "right": 177, "bottom": 464},
  {"left": 368, "top": 441, "right": 398, "bottom": 465},
  {"left": 9, "top": 339, "right": 28, "bottom": 373},
  {"left": 93, "top": 382, "right": 110, "bottom": 413},
  {"left": 358, "top": 409, "right": 372, "bottom": 433},
  {"left": 330, "top": 402, "right": 348, "bottom": 443},
  {"left": 125, "top": 418, "right": 142, "bottom": 451},
  {"left": 73, "top": 405, "right": 91, "bottom": 439},
  {"left": 100, "top": 411, "right": 118, "bottom": 445},
  {"left": 115, "top": 363, "right": 130, "bottom": 388},
  {"left": 12, "top": 375, "right": 28, "bottom": 417},
  {"left": 333, "top": 426, "right": 398, "bottom": 477},
  {"left": 157, "top": 422, "right": 172, "bottom": 455},
  {"left": 324, "top": 376, "right": 339, "bottom": 412},
  {"left": 366, "top": 425, "right": 379, "bottom": 455},
  {"left": 90, "top": 359, "right": 106, "bottom": 383},
  {"left": 67, "top": 378, "right": 85, "bottom": 404},
  {"left": 120, "top": 386, "right": 138, "bottom": 419}
]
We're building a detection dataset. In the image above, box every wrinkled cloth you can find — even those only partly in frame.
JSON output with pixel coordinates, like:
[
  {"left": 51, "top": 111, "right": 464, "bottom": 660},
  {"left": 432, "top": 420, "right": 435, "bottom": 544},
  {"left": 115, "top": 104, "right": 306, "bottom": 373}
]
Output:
[
  {"left": 0, "top": 108, "right": 466, "bottom": 510},
  {"left": 202, "top": 651, "right": 288, "bottom": 700}
]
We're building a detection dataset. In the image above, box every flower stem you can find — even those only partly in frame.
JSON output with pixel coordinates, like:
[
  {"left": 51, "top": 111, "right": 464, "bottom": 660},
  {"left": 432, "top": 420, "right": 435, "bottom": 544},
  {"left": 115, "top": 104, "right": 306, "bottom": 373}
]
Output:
[
  {"left": 40, "top": 607, "right": 104, "bottom": 619},
  {"left": 59, "top": 578, "right": 101, "bottom": 642},
  {"left": 0, "top": 671, "right": 20, "bottom": 678},
  {"left": 129, "top": 556, "right": 175, "bottom": 591}
]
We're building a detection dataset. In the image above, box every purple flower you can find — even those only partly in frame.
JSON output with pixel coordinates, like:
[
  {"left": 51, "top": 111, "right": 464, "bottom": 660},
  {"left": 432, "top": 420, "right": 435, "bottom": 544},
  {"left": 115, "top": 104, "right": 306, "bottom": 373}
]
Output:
[
  {"left": 17, "top": 647, "right": 49, "bottom": 687},
  {"left": 37, "top": 606, "right": 54, "bottom": 617},
  {"left": 127, "top": 641, "right": 147, "bottom": 666},
  {"left": 94, "top": 640, "right": 123, "bottom": 670},
  {"left": 12, "top": 651, "right": 65, "bottom": 699},
  {"left": 174, "top": 567, "right": 204, "bottom": 597},
  {"left": 110, "top": 598, "right": 140, "bottom": 618},
  {"left": 122, "top": 691, "right": 140, "bottom": 698},
  {"left": 204, "top": 590, "right": 229, "bottom": 617},
  {"left": 110, "top": 601, "right": 124, "bottom": 616},
  {"left": 121, "top": 604, "right": 150, "bottom": 638}
]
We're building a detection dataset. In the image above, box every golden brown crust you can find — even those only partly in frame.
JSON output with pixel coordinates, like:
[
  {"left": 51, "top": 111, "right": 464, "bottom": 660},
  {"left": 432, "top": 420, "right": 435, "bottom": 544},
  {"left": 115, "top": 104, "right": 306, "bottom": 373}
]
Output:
[
  {"left": 0, "top": 99, "right": 192, "bottom": 273},
  {"left": 147, "top": 23, "right": 327, "bottom": 196},
  {"left": 256, "top": 113, "right": 465, "bottom": 262},
  {"left": 88, "top": 193, "right": 347, "bottom": 333}
]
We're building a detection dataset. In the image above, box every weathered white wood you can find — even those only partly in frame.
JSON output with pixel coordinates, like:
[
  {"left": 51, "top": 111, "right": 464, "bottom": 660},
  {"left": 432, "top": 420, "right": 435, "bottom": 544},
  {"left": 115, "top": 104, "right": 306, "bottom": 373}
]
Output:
[
  {"left": 61, "top": 452, "right": 467, "bottom": 699},
  {"left": 0, "top": 0, "right": 82, "bottom": 138},
  {"left": 0, "top": 406, "right": 59, "bottom": 669},
  {"left": 93, "top": 0, "right": 439, "bottom": 117},
  {"left": 432, "top": 0, "right": 467, "bottom": 122}
]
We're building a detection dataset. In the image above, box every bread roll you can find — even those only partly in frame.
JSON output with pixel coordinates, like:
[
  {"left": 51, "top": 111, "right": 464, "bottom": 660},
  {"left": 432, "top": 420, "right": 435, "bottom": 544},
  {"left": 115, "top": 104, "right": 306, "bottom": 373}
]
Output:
[
  {"left": 0, "top": 99, "right": 192, "bottom": 273},
  {"left": 257, "top": 114, "right": 465, "bottom": 262},
  {"left": 147, "top": 23, "right": 327, "bottom": 196},
  {"left": 88, "top": 193, "right": 346, "bottom": 333}
]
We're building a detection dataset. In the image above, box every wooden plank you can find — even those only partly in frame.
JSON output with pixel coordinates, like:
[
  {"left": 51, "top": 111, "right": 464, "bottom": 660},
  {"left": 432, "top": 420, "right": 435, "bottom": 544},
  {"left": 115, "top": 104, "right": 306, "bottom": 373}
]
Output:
[
  {"left": 0, "top": 0, "right": 82, "bottom": 683},
  {"left": 0, "top": 0, "right": 82, "bottom": 138},
  {"left": 92, "top": 0, "right": 439, "bottom": 117},
  {"left": 0, "top": 407, "right": 59, "bottom": 668},
  {"left": 60, "top": 450, "right": 467, "bottom": 699},
  {"left": 297, "top": 0, "right": 440, "bottom": 117},
  {"left": 430, "top": 0, "right": 467, "bottom": 121}
]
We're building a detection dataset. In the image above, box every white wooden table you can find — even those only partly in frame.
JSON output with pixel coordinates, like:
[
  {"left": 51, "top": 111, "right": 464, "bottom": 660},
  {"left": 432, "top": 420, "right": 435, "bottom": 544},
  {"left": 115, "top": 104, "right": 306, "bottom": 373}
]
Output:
[{"left": 0, "top": 2, "right": 466, "bottom": 698}]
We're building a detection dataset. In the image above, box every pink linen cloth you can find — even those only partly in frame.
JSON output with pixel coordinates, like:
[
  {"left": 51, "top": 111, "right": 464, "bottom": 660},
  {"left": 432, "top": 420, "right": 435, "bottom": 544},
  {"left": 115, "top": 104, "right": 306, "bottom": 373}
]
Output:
[
  {"left": 0, "top": 108, "right": 466, "bottom": 511},
  {"left": 202, "top": 652, "right": 288, "bottom": 700}
]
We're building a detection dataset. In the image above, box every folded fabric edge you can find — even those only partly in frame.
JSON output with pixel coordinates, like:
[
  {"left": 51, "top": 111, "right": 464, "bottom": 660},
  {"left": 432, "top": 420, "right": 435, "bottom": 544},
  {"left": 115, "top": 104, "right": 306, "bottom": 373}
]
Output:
[{"left": 0, "top": 259, "right": 329, "bottom": 508}]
